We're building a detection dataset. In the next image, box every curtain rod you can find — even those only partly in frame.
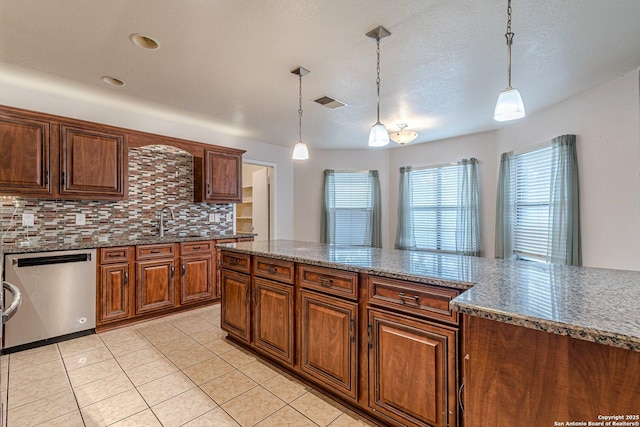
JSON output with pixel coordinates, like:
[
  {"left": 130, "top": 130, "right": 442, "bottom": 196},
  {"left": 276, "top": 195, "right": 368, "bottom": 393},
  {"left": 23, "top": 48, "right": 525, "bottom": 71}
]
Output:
[{"left": 399, "top": 158, "right": 478, "bottom": 171}]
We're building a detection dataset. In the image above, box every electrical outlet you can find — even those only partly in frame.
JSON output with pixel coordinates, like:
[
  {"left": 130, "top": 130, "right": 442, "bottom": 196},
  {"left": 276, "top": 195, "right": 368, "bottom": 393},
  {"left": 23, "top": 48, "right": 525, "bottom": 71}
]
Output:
[
  {"left": 75, "top": 213, "right": 86, "bottom": 225},
  {"left": 209, "top": 213, "right": 216, "bottom": 222},
  {"left": 22, "top": 213, "right": 35, "bottom": 227}
]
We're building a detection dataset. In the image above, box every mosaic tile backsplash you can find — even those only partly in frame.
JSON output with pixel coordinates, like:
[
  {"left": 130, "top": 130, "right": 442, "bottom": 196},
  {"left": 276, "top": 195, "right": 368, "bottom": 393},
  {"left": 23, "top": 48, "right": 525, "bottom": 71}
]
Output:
[{"left": 0, "top": 145, "right": 234, "bottom": 247}]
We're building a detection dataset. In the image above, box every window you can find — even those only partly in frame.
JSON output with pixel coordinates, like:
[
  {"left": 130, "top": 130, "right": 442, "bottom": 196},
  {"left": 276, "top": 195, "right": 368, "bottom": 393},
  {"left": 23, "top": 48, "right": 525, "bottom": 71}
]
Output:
[
  {"left": 496, "top": 135, "right": 581, "bottom": 265},
  {"left": 396, "top": 159, "right": 481, "bottom": 255},
  {"left": 321, "top": 170, "right": 381, "bottom": 247},
  {"left": 512, "top": 145, "right": 553, "bottom": 261}
]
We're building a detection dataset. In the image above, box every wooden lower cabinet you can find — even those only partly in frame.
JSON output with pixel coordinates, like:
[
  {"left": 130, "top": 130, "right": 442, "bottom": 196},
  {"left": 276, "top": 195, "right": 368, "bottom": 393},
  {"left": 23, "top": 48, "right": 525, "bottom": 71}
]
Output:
[
  {"left": 99, "top": 263, "right": 131, "bottom": 323},
  {"left": 253, "top": 277, "right": 295, "bottom": 366},
  {"left": 368, "top": 309, "right": 458, "bottom": 427},
  {"left": 180, "top": 254, "right": 214, "bottom": 304},
  {"left": 135, "top": 259, "right": 176, "bottom": 314},
  {"left": 220, "top": 269, "right": 251, "bottom": 343},
  {"left": 464, "top": 315, "right": 640, "bottom": 426},
  {"left": 299, "top": 289, "right": 358, "bottom": 400}
]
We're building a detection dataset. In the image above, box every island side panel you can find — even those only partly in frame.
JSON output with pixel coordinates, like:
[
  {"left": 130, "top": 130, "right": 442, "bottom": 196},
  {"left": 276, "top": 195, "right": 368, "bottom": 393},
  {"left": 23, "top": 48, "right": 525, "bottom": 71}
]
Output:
[{"left": 464, "top": 315, "right": 640, "bottom": 426}]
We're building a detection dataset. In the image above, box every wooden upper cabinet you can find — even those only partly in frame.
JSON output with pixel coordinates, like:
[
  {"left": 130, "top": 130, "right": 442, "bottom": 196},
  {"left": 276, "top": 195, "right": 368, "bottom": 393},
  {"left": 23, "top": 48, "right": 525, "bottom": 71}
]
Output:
[
  {"left": 0, "top": 112, "right": 51, "bottom": 196},
  {"left": 59, "top": 124, "right": 126, "bottom": 199},
  {"left": 195, "top": 148, "right": 243, "bottom": 203}
]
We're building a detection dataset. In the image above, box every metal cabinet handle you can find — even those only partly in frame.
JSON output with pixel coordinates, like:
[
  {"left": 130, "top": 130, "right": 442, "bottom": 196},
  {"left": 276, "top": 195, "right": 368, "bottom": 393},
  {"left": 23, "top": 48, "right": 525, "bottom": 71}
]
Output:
[
  {"left": 367, "top": 323, "right": 372, "bottom": 349},
  {"left": 44, "top": 170, "right": 49, "bottom": 185},
  {"left": 245, "top": 284, "right": 249, "bottom": 303},
  {"left": 398, "top": 292, "right": 420, "bottom": 305},
  {"left": 171, "top": 266, "right": 175, "bottom": 278},
  {"left": 2, "top": 281, "right": 22, "bottom": 324},
  {"left": 267, "top": 266, "right": 277, "bottom": 274},
  {"left": 349, "top": 318, "right": 355, "bottom": 342},
  {"left": 150, "top": 249, "right": 161, "bottom": 254},
  {"left": 124, "top": 271, "right": 129, "bottom": 285},
  {"left": 319, "top": 277, "right": 333, "bottom": 287},
  {"left": 61, "top": 171, "right": 66, "bottom": 186},
  {"left": 192, "top": 246, "right": 201, "bottom": 250},
  {"left": 253, "top": 287, "right": 257, "bottom": 306},
  {"left": 458, "top": 382, "right": 465, "bottom": 414}
]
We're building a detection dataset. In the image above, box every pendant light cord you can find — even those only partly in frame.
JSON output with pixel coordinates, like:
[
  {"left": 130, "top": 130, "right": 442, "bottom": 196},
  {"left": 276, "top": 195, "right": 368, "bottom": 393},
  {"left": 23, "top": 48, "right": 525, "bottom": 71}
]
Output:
[
  {"left": 376, "top": 38, "right": 381, "bottom": 123},
  {"left": 505, "top": 0, "right": 514, "bottom": 89},
  {"left": 298, "top": 74, "right": 303, "bottom": 142}
]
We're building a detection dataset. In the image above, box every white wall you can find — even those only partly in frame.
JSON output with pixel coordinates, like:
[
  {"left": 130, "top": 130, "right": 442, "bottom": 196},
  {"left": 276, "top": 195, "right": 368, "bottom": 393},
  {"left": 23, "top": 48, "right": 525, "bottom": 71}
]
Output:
[
  {"left": 496, "top": 69, "right": 640, "bottom": 270},
  {"left": 0, "top": 64, "right": 295, "bottom": 240},
  {"left": 388, "top": 131, "right": 498, "bottom": 256},
  {"left": 293, "top": 149, "right": 391, "bottom": 248}
]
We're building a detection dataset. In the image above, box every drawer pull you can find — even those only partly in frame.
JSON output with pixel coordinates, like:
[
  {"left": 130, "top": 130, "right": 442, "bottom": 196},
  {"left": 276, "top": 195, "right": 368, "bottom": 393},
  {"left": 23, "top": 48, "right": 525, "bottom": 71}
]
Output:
[
  {"left": 107, "top": 253, "right": 118, "bottom": 257},
  {"left": 267, "top": 266, "right": 277, "bottom": 274},
  {"left": 150, "top": 249, "right": 161, "bottom": 254},
  {"left": 319, "top": 277, "right": 333, "bottom": 287},
  {"left": 228, "top": 258, "right": 238, "bottom": 265},
  {"left": 398, "top": 293, "right": 420, "bottom": 305},
  {"left": 191, "top": 246, "right": 202, "bottom": 250}
]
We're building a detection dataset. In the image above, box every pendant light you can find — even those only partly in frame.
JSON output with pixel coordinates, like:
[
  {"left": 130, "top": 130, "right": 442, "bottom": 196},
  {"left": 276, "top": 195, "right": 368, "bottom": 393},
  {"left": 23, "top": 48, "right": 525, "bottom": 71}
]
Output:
[
  {"left": 291, "top": 66, "right": 310, "bottom": 160},
  {"left": 366, "top": 26, "right": 391, "bottom": 147},
  {"left": 389, "top": 123, "right": 418, "bottom": 145},
  {"left": 494, "top": 0, "right": 525, "bottom": 122}
]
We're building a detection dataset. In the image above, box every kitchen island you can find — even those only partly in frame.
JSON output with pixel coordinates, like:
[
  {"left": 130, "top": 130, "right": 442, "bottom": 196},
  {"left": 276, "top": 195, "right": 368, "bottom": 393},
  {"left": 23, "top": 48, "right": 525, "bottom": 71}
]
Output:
[{"left": 219, "top": 240, "right": 640, "bottom": 427}]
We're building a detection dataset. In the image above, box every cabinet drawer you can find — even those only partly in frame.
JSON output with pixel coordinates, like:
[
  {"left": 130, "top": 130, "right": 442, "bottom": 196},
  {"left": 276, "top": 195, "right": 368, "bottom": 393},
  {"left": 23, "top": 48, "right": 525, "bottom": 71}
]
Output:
[
  {"left": 100, "top": 246, "right": 131, "bottom": 264},
  {"left": 136, "top": 243, "right": 176, "bottom": 260},
  {"left": 220, "top": 251, "right": 251, "bottom": 273},
  {"left": 180, "top": 240, "right": 212, "bottom": 254},
  {"left": 367, "top": 275, "right": 460, "bottom": 325},
  {"left": 253, "top": 256, "right": 294, "bottom": 284},
  {"left": 298, "top": 264, "right": 358, "bottom": 300}
]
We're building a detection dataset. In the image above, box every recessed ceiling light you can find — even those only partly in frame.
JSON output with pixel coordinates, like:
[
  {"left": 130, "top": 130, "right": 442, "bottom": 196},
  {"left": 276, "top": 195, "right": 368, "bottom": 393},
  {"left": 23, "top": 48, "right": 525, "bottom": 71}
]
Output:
[
  {"left": 101, "top": 76, "right": 126, "bottom": 87},
  {"left": 129, "top": 33, "right": 160, "bottom": 50}
]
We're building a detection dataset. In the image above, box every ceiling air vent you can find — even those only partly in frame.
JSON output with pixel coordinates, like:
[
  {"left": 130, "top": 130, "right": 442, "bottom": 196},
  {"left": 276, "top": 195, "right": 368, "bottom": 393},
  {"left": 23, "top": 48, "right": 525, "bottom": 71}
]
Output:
[{"left": 314, "top": 95, "right": 347, "bottom": 109}]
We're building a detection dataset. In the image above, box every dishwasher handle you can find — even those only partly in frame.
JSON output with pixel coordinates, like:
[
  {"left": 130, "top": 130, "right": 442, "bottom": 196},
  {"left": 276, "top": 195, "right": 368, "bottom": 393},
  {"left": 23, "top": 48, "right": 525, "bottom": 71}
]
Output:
[{"left": 2, "top": 281, "right": 22, "bottom": 324}]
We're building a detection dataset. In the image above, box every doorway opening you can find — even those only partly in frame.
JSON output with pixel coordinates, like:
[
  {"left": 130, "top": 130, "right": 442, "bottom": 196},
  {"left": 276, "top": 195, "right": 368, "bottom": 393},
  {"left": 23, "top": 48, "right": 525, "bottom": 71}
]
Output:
[{"left": 235, "top": 162, "right": 274, "bottom": 241}]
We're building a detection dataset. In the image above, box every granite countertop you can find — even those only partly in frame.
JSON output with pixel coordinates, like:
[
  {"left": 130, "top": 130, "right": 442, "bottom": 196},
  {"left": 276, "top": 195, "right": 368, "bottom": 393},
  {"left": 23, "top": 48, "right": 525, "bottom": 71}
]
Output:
[{"left": 218, "top": 240, "right": 640, "bottom": 352}]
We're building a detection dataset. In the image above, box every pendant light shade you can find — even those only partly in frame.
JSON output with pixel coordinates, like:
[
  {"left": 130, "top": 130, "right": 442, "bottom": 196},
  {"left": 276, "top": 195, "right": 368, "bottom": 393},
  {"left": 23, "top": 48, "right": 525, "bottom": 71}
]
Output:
[
  {"left": 291, "top": 66, "right": 310, "bottom": 160},
  {"left": 292, "top": 141, "right": 309, "bottom": 160},
  {"left": 366, "top": 26, "right": 391, "bottom": 147},
  {"left": 494, "top": 88, "right": 525, "bottom": 122},
  {"left": 369, "top": 122, "right": 390, "bottom": 147},
  {"left": 494, "top": 0, "right": 525, "bottom": 122}
]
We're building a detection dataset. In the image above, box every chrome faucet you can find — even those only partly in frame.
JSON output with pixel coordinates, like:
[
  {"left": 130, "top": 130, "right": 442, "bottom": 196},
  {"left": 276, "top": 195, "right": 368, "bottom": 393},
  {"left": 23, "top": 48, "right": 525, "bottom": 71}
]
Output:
[{"left": 159, "top": 207, "right": 175, "bottom": 237}]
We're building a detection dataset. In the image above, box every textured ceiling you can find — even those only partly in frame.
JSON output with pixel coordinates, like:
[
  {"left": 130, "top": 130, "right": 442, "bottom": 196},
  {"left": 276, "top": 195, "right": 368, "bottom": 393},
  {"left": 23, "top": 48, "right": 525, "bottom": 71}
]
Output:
[{"left": 1, "top": 0, "right": 639, "bottom": 150}]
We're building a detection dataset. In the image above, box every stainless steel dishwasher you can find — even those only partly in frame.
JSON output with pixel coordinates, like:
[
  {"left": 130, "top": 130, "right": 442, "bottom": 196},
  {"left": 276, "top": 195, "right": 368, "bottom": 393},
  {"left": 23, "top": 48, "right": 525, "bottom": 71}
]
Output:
[{"left": 4, "top": 248, "right": 96, "bottom": 352}]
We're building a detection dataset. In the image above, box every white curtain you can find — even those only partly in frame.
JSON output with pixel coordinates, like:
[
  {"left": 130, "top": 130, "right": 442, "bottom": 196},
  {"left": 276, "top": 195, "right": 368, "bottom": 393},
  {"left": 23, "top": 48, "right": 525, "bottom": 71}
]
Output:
[
  {"left": 495, "top": 151, "right": 514, "bottom": 259},
  {"left": 548, "top": 135, "right": 581, "bottom": 266},
  {"left": 456, "top": 158, "right": 481, "bottom": 256},
  {"left": 395, "top": 166, "right": 416, "bottom": 250}
]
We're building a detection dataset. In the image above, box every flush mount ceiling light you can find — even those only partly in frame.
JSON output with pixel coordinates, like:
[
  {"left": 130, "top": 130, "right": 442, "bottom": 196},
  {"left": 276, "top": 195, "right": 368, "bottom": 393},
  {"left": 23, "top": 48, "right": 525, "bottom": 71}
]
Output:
[
  {"left": 366, "top": 26, "right": 391, "bottom": 147},
  {"left": 291, "top": 66, "right": 310, "bottom": 160},
  {"left": 389, "top": 123, "right": 418, "bottom": 145},
  {"left": 494, "top": 0, "right": 525, "bottom": 122},
  {"left": 129, "top": 33, "right": 160, "bottom": 50},
  {"left": 101, "top": 76, "right": 125, "bottom": 87}
]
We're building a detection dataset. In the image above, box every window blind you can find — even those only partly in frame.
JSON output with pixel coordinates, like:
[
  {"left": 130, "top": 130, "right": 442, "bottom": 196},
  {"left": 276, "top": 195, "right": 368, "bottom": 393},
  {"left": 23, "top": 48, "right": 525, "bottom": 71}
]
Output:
[
  {"left": 327, "top": 172, "right": 374, "bottom": 246},
  {"left": 410, "top": 165, "right": 461, "bottom": 252},
  {"left": 513, "top": 145, "right": 553, "bottom": 261}
]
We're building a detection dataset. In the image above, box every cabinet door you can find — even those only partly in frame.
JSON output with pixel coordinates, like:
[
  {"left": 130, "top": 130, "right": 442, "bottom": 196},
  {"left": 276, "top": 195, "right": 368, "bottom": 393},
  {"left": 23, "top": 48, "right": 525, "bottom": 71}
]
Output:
[
  {"left": 0, "top": 113, "right": 51, "bottom": 195},
  {"left": 220, "top": 269, "right": 251, "bottom": 343},
  {"left": 99, "top": 263, "right": 131, "bottom": 324},
  {"left": 299, "top": 289, "right": 358, "bottom": 400},
  {"left": 203, "top": 149, "right": 242, "bottom": 203},
  {"left": 59, "top": 124, "right": 126, "bottom": 199},
  {"left": 180, "top": 254, "right": 214, "bottom": 304},
  {"left": 368, "top": 309, "right": 458, "bottom": 427},
  {"left": 253, "top": 278, "right": 294, "bottom": 366},
  {"left": 136, "top": 259, "right": 176, "bottom": 314}
]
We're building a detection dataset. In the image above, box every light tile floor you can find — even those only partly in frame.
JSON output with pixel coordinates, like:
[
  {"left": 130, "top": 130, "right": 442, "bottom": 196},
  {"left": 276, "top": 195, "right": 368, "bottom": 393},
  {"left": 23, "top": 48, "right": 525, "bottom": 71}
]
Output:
[{"left": 2, "top": 304, "right": 378, "bottom": 427}]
